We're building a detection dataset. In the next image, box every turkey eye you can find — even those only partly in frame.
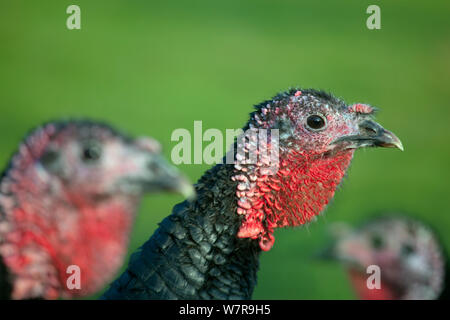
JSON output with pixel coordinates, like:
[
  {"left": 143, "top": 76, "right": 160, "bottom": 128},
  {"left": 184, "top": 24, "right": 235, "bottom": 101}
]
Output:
[
  {"left": 306, "top": 115, "right": 327, "bottom": 131},
  {"left": 41, "top": 149, "right": 60, "bottom": 170},
  {"left": 41, "top": 150, "right": 59, "bottom": 166},
  {"left": 81, "top": 142, "right": 102, "bottom": 162},
  {"left": 370, "top": 234, "right": 384, "bottom": 250},
  {"left": 401, "top": 244, "right": 415, "bottom": 256}
]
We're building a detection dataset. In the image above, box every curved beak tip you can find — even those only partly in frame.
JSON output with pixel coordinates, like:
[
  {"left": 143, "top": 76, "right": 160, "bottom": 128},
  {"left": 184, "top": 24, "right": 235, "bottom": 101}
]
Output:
[
  {"left": 179, "top": 181, "right": 196, "bottom": 200},
  {"left": 382, "top": 131, "right": 404, "bottom": 151}
]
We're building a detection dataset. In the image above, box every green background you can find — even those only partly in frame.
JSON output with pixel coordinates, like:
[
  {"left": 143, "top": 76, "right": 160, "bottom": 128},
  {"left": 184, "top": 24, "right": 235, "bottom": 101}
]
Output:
[{"left": 1, "top": 0, "right": 449, "bottom": 299}]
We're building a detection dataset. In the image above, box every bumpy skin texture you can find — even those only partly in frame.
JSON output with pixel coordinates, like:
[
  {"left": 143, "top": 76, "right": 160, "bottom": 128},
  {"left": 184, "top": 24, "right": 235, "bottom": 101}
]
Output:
[
  {"left": 327, "top": 216, "right": 450, "bottom": 300},
  {"left": 0, "top": 120, "right": 191, "bottom": 299},
  {"left": 102, "top": 88, "right": 402, "bottom": 300}
]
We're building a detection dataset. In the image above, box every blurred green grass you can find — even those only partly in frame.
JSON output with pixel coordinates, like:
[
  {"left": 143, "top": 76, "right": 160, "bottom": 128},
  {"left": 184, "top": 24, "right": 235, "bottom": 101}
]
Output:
[{"left": 0, "top": 0, "right": 449, "bottom": 299}]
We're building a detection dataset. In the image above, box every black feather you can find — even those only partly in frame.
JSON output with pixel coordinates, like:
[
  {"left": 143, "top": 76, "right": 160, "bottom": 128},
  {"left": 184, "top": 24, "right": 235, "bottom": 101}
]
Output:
[{"left": 101, "top": 164, "right": 261, "bottom": 300}]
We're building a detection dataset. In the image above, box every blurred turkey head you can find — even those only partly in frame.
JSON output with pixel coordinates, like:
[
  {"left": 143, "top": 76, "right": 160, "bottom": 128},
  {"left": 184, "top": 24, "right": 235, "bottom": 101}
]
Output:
[
  {"left": 0, "top": 120, "right": 194, "bottom": 299},
  {"left": 320, "top": 216, "right": 447, "bottom": 300}
]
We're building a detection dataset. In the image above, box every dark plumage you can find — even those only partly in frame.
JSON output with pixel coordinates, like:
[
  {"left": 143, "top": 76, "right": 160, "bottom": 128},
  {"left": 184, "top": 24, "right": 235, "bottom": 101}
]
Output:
[
  {"left": 103, "top": 164, "right": 259, "bottom": 299},
  {"left": 0, "top": 256, "right": 12, "bottom": 299},
  {"left": 102, "top": 88, "right": 402, "bottom": 299}
]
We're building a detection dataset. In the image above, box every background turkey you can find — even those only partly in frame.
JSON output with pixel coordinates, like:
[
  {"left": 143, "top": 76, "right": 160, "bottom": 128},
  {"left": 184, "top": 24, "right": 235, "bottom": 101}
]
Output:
[{"left": 0, "top": 120, "right": 193, "bottom": 299}]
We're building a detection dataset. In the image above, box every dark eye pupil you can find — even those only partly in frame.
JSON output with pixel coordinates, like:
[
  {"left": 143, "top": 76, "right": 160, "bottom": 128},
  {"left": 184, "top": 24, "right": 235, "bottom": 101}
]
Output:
[
  {"left": 82, "top": 144, "right": 101, "bottom": 162},
  {"left": 371, "top": 235, "right": 384, "bottom": 250},
  {"left": 307, "top": 115, "right": 326, "bottom": 130},
  {"left": 401, "top": 244, "right": 415, "bottom": 256}
]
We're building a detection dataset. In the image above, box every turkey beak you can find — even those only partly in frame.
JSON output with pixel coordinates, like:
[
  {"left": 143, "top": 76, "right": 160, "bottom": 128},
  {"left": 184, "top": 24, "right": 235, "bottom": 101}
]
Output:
[
  {"left": 331, "top": 119, "right": 404, "bottom": 151},
  {"left": 358, "top": 120, "right": 404, "bottom": 150},
  {"left": 315, "top": 242, "right": 339, "bottom": 261},
  {"left": 315, "top": 241, "right": 363, "bottom": 268},
  {"left": 146, "top": 155, "right": 196, "bottom": 200},
  {"left": 315, "top": 223, "right": 353, "bottom": 261},
  {"left": 133, "top": 137, "right": 195, "bottom": 200}
]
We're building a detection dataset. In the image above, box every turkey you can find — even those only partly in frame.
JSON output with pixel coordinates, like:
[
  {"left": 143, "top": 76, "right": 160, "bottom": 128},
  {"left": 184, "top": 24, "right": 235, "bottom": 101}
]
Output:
[
  {"left": 102, "top": 88, "right": 403, "bottom": 299},
  {"left": 0, "top": 120, "right": 194, "bottom": 299},
  {"left": 319, "top": 215, "right": 450, "bottom": 299}
]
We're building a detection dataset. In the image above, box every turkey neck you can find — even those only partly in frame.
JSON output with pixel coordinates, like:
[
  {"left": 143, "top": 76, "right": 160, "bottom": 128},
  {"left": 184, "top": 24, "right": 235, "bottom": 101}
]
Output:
[
  {"left": 149, "top": 163, "right": 262, "bottom": 299},
  {"left": 193, "top": 163, "right": 262, "bottom": 298}
]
